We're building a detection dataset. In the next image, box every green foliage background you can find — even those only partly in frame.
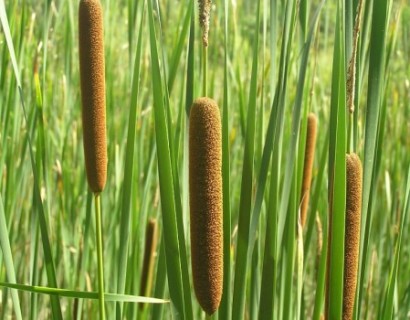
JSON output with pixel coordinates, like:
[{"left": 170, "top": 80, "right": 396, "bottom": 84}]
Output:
[{"left": 0, "top": 0, "right": 409, "bottom": 319}]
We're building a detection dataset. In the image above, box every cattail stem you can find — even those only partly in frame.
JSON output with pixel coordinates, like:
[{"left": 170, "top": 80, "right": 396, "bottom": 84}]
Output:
[
  {"left": 203, "top": 45, "right": 208, "bottom": 96},
  {"left": 343, "top": 153, "right": 362, "bottom": 320},
  {"left": 94, "top": 194, "right": 106, "bottom": 320},
  {"left": 348, "top": 113, "right": 354, "bottom": 153}
]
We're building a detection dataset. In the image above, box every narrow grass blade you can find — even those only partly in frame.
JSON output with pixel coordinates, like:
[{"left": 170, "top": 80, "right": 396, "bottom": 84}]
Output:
[
  {"left": 381, "top": 166, "right": 410, "bottom": 318},
  {"left": 146, "top": 0, "right": 186, "bottom": 317},
  {"left": 167, "top": 0, "right": 193, "bottom": 94},
  {"left": 0, "top": 195, "right": 22, "bottom": 320},
  {"left": 356, "top": 0, "right": 391, "bottom": 317},
  {"left": 326, "top": 3, "right": 347, "bottom": 318},
  {"left": 0, "top": 2, "right": 62, "bottom": 318},
  {"left": 231, "top": 1, "right": 261, "bottom": 318},
  {"left": 219, "top": 0, "right": 231, "bottom": 318},
  {"left": 0, "top": 282, "right": 169, "bottom": 304},
  {"left": 117, "top": 0, "right": 145, "bottom": 304},
  {"left": 275, "top": 0, "right": 324, "bottom": 254},
  {"left": 312, "top": 210, "right": 328, "bottom": 320}
]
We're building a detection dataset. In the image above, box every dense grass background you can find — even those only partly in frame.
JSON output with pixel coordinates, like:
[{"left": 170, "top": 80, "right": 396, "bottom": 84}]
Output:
[{"left": 0, "top": 0, "right": 409, "bottom": 319}]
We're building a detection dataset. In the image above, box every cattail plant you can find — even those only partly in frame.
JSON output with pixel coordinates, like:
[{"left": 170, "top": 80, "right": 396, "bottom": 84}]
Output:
[
  {"left": 300, "top": 113, "right": 318, "bottom": 228},
  {"left": 343, "top": 153, "right": 362, "bottom": 320},
  {"left": 139, "top": 218, "right": 158, "bottom": 308},
  {"left": 79, "top": 0, "right": 107, "bottom": 318},
  {"left": 189, "top": 97, "right": 223, "bottom": 315}
]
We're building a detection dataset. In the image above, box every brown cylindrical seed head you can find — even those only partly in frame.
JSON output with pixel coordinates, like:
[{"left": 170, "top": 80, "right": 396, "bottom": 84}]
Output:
[
  {"left": 343, "top": 153, "right": 362, "bottom": 320},
  {"left": 139, "top": 218, "right": 159, "bottom": 307},
  {"left": 189, "top": 97, "right": 223, "bottom": 315},
  {"left": 79, "top": 0, "right": 107, "bottom": 193},
  {"left": 300, "top": 113, "right": 318, "bottom": 228}
]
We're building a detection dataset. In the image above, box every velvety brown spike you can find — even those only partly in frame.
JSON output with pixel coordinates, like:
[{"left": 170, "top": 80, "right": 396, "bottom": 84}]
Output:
[
  {"left": 139, "top": 219, "right": 158, "bottom": 308},
  {"left": 189, "top": 97, "right": 223, "bottom": 315},
  {"left": 300, "top": 113, "right": 318, "bottom": 228},
  {"left": 79, "top": 0, "right": 107, "bottom": 193},
  {"left": 343, "top": 153, "right": 362, "bottom": 320}
]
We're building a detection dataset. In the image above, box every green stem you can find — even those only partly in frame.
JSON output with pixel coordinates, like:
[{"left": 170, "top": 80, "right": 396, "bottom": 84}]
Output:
[
  {"left": 95, "top": 194, "right": 106, "bottom": 320},
  {"left": 202, "top": 44, "right": 208, "bottom": 96},
  {"left": 348, "top": 112, "right": 354, "bottom": 153}
]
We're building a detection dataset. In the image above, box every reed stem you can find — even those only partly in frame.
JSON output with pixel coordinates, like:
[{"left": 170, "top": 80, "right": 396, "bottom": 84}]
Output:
[
  {"left": 348, "top": 112, "right": 354, "bottom": 153},
  {"left": 94, "top": 194, "right": 106, "bottom": 320},
  {"left": 203, "top": 44, "right": 208, "bottom": 96}
]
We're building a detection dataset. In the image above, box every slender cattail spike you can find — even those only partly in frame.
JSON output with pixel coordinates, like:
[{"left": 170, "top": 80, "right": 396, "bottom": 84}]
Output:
[
  {"left": 139, "top": 219, "right": 159, "bottom": 308},
  {"left": 346, "top": 0, "right": 364, "bottom": 114},
  {"left": 198, "top": 0, "right": 212, "bottom": 47},
  {"left": 343, "top": 153, "right": 362, "bottom": 320},
  {"left": 300, "top": 113, "right": 318, "bottom": 228},
  {"left": 79, "top": 0, "right": 107, "bottom": 193},
  {"left": 189, "top": 97, "right": 223, "bottom": 315}
]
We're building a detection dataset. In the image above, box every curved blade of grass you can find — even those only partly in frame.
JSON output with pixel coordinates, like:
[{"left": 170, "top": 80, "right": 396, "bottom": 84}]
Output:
[
  {"left": 0, "top": 195, "right": 22, "bottom": 320},
  {"left": 0, "top": 282, "right": 169, "bottom": 304},
  {"left": 146, "top": 0, "right": 186, "bottom": 317},
  {"left": 231, "top": 1, "right": 261, "bottom": 318},
  {"left": 0, "top": 2, "right": 62, "bottom": 318},
  {"left": 117, "top": 0, "right": 145, "bottom": 307}
]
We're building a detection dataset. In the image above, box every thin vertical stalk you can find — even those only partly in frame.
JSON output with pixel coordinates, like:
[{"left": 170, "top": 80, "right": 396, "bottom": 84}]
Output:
[
  {"left": 95, "top": 194, "right": 106, "bottom": 320},
  {"left": 202, "top": 45, "right": 207, "bottom": 96}
]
